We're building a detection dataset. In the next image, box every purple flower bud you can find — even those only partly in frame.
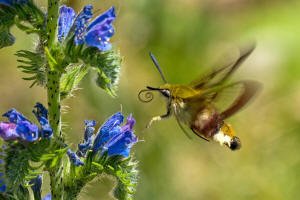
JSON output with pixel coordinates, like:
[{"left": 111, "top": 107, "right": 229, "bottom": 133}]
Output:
[
  {"left": 77, "top": 120, "right": 96, "bottom": 157},
  {"left": 0, "top": 122, "right": 18, "bottom": 140}
]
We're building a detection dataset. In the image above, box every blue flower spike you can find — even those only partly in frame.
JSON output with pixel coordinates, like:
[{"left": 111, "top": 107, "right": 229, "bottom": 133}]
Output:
[
  {"left": 77, "top": 120, "right": 96, "bottom": 157},
  {"left": 58, "top": 5, "right": 76, "bottom": 42},
  {"left": 67, "top": 149, "right": 84, "bottom": 166},
  {"left": 93, "top": 112, "right": 138, "bottom": 158},
  {"left": 0, "top": 103, "right": 52, "bottom": 142},
  {"left": 58, "top": 4, "right": 116, "bottom": 51}
]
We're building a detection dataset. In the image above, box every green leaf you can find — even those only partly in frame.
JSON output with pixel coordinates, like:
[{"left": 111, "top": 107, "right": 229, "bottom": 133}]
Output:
[
  {"left": 60, "top": 64, "right": 89, "bottom": 100},
  {"left": 63, "top": 43, "right": 122, "bottom": 97},
  {"left": 0, "top": 30, "right": 15, "bottom": 48},
  {"left": 102, "top": 156, "right": 139, "bottom": 200},
  {"left": 15, "top": 50, "right": 46, "bottom": 87}
]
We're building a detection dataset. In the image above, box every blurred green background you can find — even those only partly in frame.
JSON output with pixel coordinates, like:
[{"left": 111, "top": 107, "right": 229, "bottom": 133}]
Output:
[{"left": 1, "top": 0, "right": 300, "bottom": 199}]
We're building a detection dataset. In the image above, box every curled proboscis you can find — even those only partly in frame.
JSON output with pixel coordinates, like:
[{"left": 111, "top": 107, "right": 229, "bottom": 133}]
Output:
[{"left": 138, "top": 89, "right": 154, "bottom": 103}]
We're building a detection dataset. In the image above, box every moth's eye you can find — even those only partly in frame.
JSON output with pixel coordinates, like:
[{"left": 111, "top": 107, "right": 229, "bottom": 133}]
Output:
[{"left": 161, "top": 90, "right": 170, "bottom": 98}]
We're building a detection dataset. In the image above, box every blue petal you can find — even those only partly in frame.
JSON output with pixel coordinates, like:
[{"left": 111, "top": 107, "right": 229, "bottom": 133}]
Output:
[
  {"left": 85, "top": 17, "right": 115, "bottom": 51},
  {"left": 77, "top": 120, "right": 96, "bottom": 157},
  {"left": 3, "top": 108, "right": 29, "bottom": 123},
  {"left": 41, "top": 124, "right": 53, "bottom": 139},
  {"left": 42, "top": 193, "right": 51, "bottom": 200},
  {"left": 121, "top": 114, "right": 136, "bottom": 132},
  {"left": 58, "top": 5, "right": 76, "bottom": 42},
  {"left": 99, "top": 112, "right": 124, "bottom": 133},
  {"left": 93, "top": 112, "right": 123, "bottom": 153},
  {"left": 0, "top": 122, "right": 18, "bottom": 140},
  {"left": 16, "top": 121, "right": 39, "bottom": 142},
  {"left": 84, "top": 120, "right": 96, "bottom": 141},
  {"left": 87, "top": 7, "right": 116, "bottom": 31},
  {"left": 33, "top": 103, "right": 48, "bottom": 119},
  {"left": 74, "top": 4, "right": 93, "bottom": 45},
  {"left": 84, "top": 120, "right": 96, "bottom": 127},
  {"left": 67, "top": 149, "right": 84, "bottom": 166},
  {"left": 104, "top": 130, "right": 138, "bottom": 157}
]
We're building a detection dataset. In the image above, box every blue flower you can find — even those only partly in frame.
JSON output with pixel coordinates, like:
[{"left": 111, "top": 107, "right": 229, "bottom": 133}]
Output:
[
  {"left": 15, "top": 120, "right": 39, "bottom": 142},
  {"left": 58, "top": 5, "right": 76, "bottom": 42},
  {"left": 29, "top": 175, "right": 42, "bottom": 194},
  {"left": 77, "top": 120, "right": 96, "bottom": 157},
  {"left": 74, "top": 4, "right": 93, "bottom": 45},
  {"left": 0, "top": 103, "right": 52, "bottom": 141},
  {"left": 42, "top": 193, "right": 51, "bottom": 200},
  {"left": 58, "top": 4, "right": 116, "bottom": 51},
  {"left": 0, "top": 0, "right": 28, "bottom": 7},
  {"left": 2, "top": 109, "right": 39, "bottom": 141},
  {"left": 67, "top": 149, "right": 84, "bottom": 166},
  {"left": 84, "top": 7, "right": 116, "bottom": 51},
  {"left": 32, "top": 103, "right": 53, "bottom": 139},
  {"left": 93, "top": 112, "right": 124, "bottom": 154},
  {"left": 3, "top": 108, "right": 29, "bottom": 123},
  {"left": 93, "top": 112, "right": 138, "bottom": 157}
]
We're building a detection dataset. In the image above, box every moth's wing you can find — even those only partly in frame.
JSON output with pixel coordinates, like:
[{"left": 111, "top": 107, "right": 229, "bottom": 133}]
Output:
[
  {"left": 173, "top": 103, "right": 209, "bottom": 142},
  {"left": 218, "top": 81, "right": 262, "bottom": 119},
  {"left": 185, "top": 80, "right": 262, "bottom": 119},
  {"left": 189, "top": 43, "right": 255, "bottom": 90}
]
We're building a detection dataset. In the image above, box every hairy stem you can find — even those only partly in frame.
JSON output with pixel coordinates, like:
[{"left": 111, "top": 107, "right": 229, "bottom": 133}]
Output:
[{"left": 45, "top": 0, "right": 64, "bottom": 200}]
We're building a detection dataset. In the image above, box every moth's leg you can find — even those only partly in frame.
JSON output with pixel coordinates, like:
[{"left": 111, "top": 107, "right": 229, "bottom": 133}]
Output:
[{"left": 146, "top": 102, "right": 171, "bottom": 129}]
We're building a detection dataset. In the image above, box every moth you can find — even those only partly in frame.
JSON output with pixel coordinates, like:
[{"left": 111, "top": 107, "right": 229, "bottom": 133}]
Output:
[{"left": 138, "top": 44, "right": 262, "bottom": 150}]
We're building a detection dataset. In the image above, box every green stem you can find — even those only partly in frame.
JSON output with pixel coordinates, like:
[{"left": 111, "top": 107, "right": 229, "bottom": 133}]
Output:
[{"left": 45, "top": 1, "right": 64, "bottom": 200}]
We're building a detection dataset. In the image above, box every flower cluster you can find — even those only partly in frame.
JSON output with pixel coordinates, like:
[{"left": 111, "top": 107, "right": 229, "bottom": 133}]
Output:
[
  {"left": 93, "top": 112, "right": 138, "bottom": 157},
  {"left": 67, "top": 112, "right": 138, "bottom": 166},
  {"left": 0, "top": 103, "right": 53, "bottom": 141},
  {"left": 58, "top": 4, "right": 116, "bottom": 51}
]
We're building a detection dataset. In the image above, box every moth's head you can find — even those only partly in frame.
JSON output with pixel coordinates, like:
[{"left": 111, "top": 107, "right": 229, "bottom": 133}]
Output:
[
  {"left": 146, "top": 84, "right": 171, "bottom": 99},
  {"left": 213, "top": 123, "right": 241, "bottom": 151},
  {"left": 138, "top": 52, "right": 171, "bottom": 103}
]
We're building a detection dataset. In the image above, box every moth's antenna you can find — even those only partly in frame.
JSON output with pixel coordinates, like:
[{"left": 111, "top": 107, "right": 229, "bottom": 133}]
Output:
[{"left": 149, "top": 52, "right": 167, "bottom": 83}]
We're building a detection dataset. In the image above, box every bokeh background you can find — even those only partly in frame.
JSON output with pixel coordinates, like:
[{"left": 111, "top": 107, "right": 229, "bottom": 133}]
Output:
[{"left": 1, "top": 0, "right": 300, "bottom": 199}]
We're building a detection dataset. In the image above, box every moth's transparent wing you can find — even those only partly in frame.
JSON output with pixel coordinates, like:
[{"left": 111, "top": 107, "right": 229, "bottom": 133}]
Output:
[
  {"left": 185, "top": 80, "right": 262, "bottom": 119},
  {"left": 189, "top": 43, "right": 255, "bottom": 89}
]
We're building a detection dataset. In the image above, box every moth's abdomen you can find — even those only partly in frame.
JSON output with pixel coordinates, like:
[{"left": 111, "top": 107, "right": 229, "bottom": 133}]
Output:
[{"left": 190, "top": 107, "right": 223, "bottom": 139}]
